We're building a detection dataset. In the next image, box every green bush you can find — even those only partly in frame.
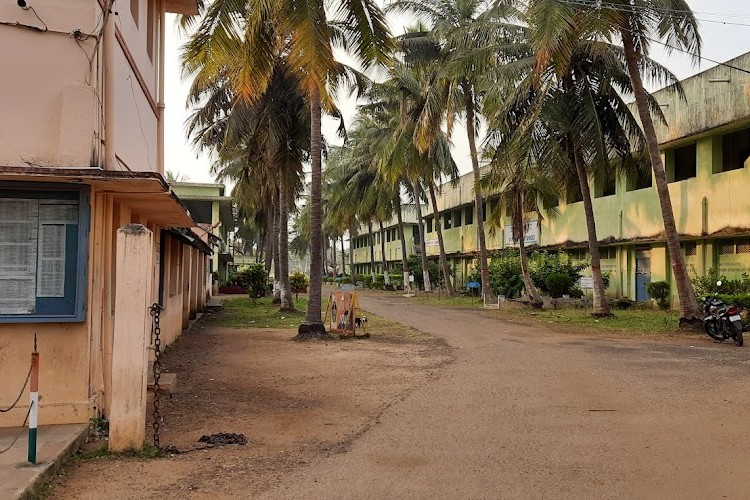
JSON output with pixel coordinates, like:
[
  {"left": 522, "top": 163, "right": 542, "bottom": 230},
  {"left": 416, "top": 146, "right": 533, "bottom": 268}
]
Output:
[
  {"left": 406, "top": 255, "right": 444, "bottom": 290},
  {"left": 530, "top": 251, "right": 588, "bottom": 297},
  {"left": 488, "top": 256, "right": 524, "bottom": 298},
  {"left": 692, "top": 267, "right": 750, "bottom": 298},
  {"left": 717, "top": 293, "right": 750, "bottom": 311},
  {"left": 646, "top": 281, "right": 671, "bottom": 310},
  {"left": 236, "top": 264, "right": 268, "bottom": 303},
  {"left": 544, "top": 273, "right": 576, "bottom": 299},
  {"left": 289, "top": 272, "right": 309, "bottom": 298}
]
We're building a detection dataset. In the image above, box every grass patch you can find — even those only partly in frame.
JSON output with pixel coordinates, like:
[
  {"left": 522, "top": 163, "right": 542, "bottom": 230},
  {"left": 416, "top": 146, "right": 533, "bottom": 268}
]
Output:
[
  {"left": 362, "top": 311, "right": 433, "bottom": 341},
  {"left": 74, "top": 443, "right": 166, "bottom": 461},
  {"left": 215, "top": 296, "right": 308, "bottom": 329},
  {"left": 494, "top": 307, "right": 684, "bottom": 337}
]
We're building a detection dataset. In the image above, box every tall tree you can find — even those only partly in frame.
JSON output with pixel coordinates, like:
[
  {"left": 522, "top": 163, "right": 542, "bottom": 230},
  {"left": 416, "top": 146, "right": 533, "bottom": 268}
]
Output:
[
  {"left": 183, "top": 0, "right": 393, "bottom": 337},
  {"left": 570, "top": 0, "right": 703, "bottom": 322}
]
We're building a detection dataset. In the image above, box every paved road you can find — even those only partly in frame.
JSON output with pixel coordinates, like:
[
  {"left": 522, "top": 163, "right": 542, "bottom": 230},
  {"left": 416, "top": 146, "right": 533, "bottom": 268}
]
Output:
[{"left": 265, "top": 295, "right": 750, "bottom": 499}]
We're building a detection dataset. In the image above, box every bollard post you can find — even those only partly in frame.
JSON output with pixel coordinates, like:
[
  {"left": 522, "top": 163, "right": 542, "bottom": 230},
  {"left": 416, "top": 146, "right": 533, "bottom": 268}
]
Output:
[{"left": 28, "top": 347, "right": 39, "bottom": 464}]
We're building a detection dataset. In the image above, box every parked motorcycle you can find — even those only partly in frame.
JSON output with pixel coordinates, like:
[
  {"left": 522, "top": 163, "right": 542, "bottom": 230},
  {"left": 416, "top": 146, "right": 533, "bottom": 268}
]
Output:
[{"left": 702, "top": 281, "right": 744, "bottom": 347}]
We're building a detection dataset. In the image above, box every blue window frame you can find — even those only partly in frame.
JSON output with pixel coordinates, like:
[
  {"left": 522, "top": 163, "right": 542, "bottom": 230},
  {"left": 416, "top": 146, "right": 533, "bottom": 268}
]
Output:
[{"left": 0, "top": 185, "right": 89, "bottom": 323}]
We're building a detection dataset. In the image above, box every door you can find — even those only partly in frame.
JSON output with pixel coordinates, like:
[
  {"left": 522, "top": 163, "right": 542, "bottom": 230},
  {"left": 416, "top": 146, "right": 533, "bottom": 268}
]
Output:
[{"left": 635, "top": 249, "right": 651, "bottom": 302}]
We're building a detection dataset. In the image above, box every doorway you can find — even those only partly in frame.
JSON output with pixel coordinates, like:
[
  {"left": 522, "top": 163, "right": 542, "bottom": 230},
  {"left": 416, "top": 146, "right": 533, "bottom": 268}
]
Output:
[{"left": 635, "top": 248, "right": 652, "bottom": 302}]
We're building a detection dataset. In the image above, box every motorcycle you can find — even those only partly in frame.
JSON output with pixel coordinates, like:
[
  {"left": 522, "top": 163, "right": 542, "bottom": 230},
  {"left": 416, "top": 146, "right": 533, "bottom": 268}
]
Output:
[{"left": 702, "top": 281, "right": 744, "bottom": 347}]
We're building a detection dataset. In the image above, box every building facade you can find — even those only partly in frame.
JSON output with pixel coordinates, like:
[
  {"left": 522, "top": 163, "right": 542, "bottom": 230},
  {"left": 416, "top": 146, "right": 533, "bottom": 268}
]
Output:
[
  {"left": 351, "top": 205, "right": 422, "bottom": 277},
  {"left": 352, "top": 53, "right": 750, "bottom": 305},
  {"left": 0, "top": 0, "right": 209, "bottom": 447}
]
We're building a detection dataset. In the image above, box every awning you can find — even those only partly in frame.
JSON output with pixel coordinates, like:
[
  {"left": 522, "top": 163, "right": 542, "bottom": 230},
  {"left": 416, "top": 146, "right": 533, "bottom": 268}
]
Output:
[
  {"left": 167, "top": 228, "right": 213, "bottom": 255},
  {"left": 0, "top": 167, "right": 195, "bottom": 227}
]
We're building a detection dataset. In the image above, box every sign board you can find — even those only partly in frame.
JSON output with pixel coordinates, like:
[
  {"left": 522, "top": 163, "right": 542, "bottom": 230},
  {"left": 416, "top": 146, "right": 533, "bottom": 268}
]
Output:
[
  {"left": 504, "top": 220, "right": 539, "bottom": 247},
  {"left": 339, "top": 283, "right": 356, "bottom": 291},
  {"left": 579, "top": 277, "right": 594, "bottom": 289},
  {"left": 409, "top": 274, "right": 415, "bottom": 282},
  {"left": 425, "top": 239, "right": 439, "bottom": 249},
  {"left": 466, "top": 281, "right": 481, "bottom": 289},
  {"left": 324, "top": 291, "right": 367, "bottom": 338}
]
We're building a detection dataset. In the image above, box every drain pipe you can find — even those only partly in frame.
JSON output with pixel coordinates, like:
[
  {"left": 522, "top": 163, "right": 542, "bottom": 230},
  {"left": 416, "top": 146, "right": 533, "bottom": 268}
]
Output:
[{"left": 156, "top": 1, "right": 166, "bottom": 175}]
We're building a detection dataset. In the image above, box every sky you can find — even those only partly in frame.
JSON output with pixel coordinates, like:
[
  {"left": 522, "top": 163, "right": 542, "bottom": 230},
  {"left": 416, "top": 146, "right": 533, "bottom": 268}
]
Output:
[{"left": 163, "top": 0, "right": 750, "bottom": 185}]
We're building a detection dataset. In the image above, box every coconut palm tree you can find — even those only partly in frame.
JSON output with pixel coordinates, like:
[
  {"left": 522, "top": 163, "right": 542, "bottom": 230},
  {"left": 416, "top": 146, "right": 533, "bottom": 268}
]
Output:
[
  {"left": 388, "top": 0, "right": 522, "bottom": 301},
  {"left": 481, "top": 146, "right": 560, "bottom": 307},
  {"left": 557, "top": 0, "right": 703, "bottom": 322},
  {"left": 182, "top": 0, "right": 393, "bottom": 337}
]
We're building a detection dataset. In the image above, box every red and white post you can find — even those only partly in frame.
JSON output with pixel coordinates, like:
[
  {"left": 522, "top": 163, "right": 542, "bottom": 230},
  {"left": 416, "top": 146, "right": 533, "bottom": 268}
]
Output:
[{"left": 28, "top": 349, "right": 39, "bottom": 464}]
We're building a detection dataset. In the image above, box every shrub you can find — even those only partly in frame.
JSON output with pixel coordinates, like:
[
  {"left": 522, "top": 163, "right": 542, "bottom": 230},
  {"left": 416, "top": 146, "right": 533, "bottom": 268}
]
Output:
[
  {"left": 236, "top": 264, "right": 268, "bottom": 303},
  {"left": 544, "top": 273, "right": 576, "bottom": 299},
  {"left": 530, "top": 251, "right": 588, "bottom": 297},
  {"left": 488, "top": 256, "right": 524, "bottom": 298},
  {"left": 646, "top": 281, "right": 671, "bottom": 310},
  {"left": 289, "top": 272, "right": 309, "bottom": 299},
  {"left": 717, "top": 293, "right": 750, "bottom": 311}
]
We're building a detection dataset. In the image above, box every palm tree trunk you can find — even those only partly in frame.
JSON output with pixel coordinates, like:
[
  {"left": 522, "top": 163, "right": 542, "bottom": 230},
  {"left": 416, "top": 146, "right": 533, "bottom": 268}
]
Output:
[
  {"left": 621, "top": 29, "right": 701, "bottom": 324},
  {"left": 264, "top": 213, "right": 273, "bottom": 278},
  {"left": 412, "top": 181, "right": 431, "bottom": 291},
  {"left": 379, "top": 221, "right": 390, "bottom": 286},
  {"left": 518, "top": 226, "right": 542, "bottom": 307},
  {"left": 322, "top": 237, "right": 328, "bottom": 277},
  {"left": 331, "top": 237, "right": 338, "bottom": 276},
  {"left": 396, "top": 202, "right": 411, "bottom": 292},
  {"left": 428, "top": 183, "right": 454, "bottom": 294},
  {"left": 300, "top": 88, "right": 325, "bottom": 335},
  {"left": 349, "top": 222, "right": 356, "bottom": 282},
  {"left": 272, "top": 200, "right": 281, "bottom": 304},
  {"left": 278, "top": 183, "right": 294, "bottom": 311},
  {"left": 463, "top": 84, "right": 490, "bottom": 301},
  {"left": 367, "top": 221, "right": 376, "bottom": 281},
  {"left": 340, "top": 236, "right": 346, "bottom": 276},
  {"left": 572, "top": 141, "right": 611, "bottom": 317}
]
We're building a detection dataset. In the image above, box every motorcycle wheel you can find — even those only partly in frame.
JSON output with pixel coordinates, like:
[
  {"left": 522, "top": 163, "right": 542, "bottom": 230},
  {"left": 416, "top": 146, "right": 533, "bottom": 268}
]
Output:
[
  {"left": 733, "top": 328, "right": 744, "bottom": 347},
  {"left": 704, "top": 321, "right": 724, "bottom": 341}
]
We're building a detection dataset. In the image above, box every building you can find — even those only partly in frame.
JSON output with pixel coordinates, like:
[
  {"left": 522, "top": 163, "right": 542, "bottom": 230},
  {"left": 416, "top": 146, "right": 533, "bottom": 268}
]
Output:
[
  {"left": 352, "top": 52, "right": 750, "bottom": 306},
  {"left": 351, "top": 204, "right": 422, "bottom": 277},
  {"left": 0, "top": 0, "right": 211, "bottom": 450},
  {"left": 170, "top": 182, "right": 235, "bottom": 285}
]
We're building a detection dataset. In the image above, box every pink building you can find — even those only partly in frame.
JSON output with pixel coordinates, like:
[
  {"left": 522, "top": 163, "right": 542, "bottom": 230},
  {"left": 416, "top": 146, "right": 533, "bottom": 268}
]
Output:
[{"left": 0, "top": 0, "right": 214, "bottom": 449}]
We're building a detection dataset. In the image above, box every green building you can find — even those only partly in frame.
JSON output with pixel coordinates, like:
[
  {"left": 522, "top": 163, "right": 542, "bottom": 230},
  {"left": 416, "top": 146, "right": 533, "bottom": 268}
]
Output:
[{"left": 352, "top": 52, "right": 750, "bottom": 306}]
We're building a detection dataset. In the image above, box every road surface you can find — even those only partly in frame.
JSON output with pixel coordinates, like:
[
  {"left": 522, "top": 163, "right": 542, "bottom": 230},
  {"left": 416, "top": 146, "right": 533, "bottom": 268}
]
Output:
[{"left": 264, "top": 294, "right": 750, "bottom": 499}]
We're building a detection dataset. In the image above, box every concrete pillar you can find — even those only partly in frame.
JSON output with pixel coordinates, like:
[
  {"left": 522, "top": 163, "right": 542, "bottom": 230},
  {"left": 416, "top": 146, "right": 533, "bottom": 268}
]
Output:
[
  {"left": 182, "top": 245, "right": 191, "bottom": 330},
  {"left": 109, "top": 224, "right": 153, "bottom": 452},
  {"left": 190, "top": 249, "right": 199, "bottom": 318}
]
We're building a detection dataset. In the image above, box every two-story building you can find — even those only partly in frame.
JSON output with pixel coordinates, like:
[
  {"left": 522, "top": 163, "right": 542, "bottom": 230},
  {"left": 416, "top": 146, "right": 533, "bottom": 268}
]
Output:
[
  {"left": 351, "top": 204, "right": 422, "bottom": 277},
  {"left": 354, "top": 52, "right": 750, "bottom": 306},
  {"left": 0, "top": 0, "right": 211, "bottom": 450}
]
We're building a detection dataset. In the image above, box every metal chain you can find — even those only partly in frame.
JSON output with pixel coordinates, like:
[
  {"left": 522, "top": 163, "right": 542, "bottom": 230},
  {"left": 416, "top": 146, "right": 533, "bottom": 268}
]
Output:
[
  {"left": 0, "top": 402, "right": 32, "bottom": 454},
  {"left": 150, "top": 303, "right": 163, "bottom": 449},
  {"left": 0, "top": 361, "right": 33, "bottom": 413}
]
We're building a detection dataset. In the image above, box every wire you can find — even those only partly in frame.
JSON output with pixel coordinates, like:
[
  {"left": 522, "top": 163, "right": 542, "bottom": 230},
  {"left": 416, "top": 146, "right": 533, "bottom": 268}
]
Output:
[
  {"left": 558, "top": 0, "right": 750, "bottom": 20},
  {"left": 552, "top": 0, "right": 750, "bottom": 75},
  {"left": 557, "top": 0, "right": 750, "bottom": 27}
]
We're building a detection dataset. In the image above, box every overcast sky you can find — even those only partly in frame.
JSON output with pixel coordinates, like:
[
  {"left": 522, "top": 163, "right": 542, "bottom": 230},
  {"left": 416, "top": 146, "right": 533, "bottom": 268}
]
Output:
[{"left": 163, "top": 0, "right": 750, "bottom": 184}]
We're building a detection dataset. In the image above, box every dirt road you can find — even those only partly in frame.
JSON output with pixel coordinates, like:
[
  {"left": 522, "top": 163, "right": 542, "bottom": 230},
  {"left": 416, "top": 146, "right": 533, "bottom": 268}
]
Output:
[
  {"left": 266, "top": 293, "right": 750, "bottom": 499},
  {"left": 52, "top": 294, "right": 750, "bottom": 499}
]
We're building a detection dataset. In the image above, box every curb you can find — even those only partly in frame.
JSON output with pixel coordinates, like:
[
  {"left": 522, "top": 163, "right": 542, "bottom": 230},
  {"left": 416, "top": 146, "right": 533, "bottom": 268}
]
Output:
[{"left": 19, "top": 426, "right": 88, "bottom": 500}]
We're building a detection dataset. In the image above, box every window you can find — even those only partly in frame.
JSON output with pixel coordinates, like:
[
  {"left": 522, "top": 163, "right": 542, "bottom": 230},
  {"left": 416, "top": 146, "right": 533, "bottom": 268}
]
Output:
[
  {"left": 669, "top": 144, "right": 697, "bottom": 182},
  {"left": 595, "top": 173, "right": 616, "bottom": 198},
  {"left": 465, "top": 206, "right": 474, "bottom": 225},
  {"left": 566, "top": 180, "right": 583, "bottom": 204},
  {"left": 481, "top": 201, "right": 488, "bottom": 222},
  {"left": 719, "top": 241, "right": 736, "bottom": 255},
  {"left": 721, "top": 128, "right": 750, "bottom": 172},
  {"left": 601, "top": 247, "right": 617, "bottom": 260},
  {"left": 719, "top": 238, "right": 750, "bottom": 255},
  {"left": 453, "top": 210, "right": 462, "bottom": 228},
  {"left": 567, "top": 248, "right": 587, "bottom": 261},
  {"left": 627, "top": 168, "right": 652, "bottom": 191},
  {"left": 682, "top": 242, "right": 697, "bottom": 257},
  {"left": 443, "top": 213, "right": 452, "bottom": 230},
  {"left": 0, "top": 188, "right": 88, "bottom": 322},
  {"left": 426, "top": 217, "right": 433, "bottom": 233},
  {"left": 130, "top": 0, "right": 139, "bottom": 27}
]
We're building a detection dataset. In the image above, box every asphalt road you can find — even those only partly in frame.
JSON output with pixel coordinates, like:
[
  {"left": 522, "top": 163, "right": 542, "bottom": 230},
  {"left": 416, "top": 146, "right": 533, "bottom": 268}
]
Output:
[{"left": 263, "top": 295, "right": 750, "bottom": 499}]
